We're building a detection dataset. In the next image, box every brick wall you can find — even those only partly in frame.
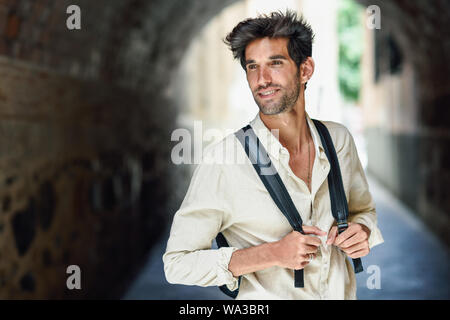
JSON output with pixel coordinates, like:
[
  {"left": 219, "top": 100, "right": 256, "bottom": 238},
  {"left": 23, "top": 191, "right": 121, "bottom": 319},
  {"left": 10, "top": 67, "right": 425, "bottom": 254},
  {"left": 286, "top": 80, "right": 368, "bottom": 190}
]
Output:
[
  {"left": 0, "top": 56, "right": 177, "bottom": 298},
  {"left": 0, "top": 0, "right": 236, "bottom": 298}
]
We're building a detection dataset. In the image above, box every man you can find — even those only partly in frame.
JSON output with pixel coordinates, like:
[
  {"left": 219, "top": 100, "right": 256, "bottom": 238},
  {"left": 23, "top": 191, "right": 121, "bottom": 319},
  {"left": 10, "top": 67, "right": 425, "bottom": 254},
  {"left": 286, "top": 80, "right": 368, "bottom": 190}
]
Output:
[{"left": 163, "top": 11, "right": 383, "bottom": 299}]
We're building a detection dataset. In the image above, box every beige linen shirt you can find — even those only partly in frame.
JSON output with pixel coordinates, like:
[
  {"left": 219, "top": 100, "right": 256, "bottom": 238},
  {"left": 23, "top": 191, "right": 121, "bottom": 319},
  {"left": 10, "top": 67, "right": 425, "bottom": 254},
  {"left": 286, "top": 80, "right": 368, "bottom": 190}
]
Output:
[{"left": 163, "top": 112, "right": 384, "bottom": 300}]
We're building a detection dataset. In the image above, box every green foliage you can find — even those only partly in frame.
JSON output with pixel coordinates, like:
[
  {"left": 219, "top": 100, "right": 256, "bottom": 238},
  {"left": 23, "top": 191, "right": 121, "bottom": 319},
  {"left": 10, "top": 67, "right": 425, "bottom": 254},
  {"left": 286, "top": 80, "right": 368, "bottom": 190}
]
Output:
[{"left": 338, "top": 0, "right": 363, "bottom": 101}]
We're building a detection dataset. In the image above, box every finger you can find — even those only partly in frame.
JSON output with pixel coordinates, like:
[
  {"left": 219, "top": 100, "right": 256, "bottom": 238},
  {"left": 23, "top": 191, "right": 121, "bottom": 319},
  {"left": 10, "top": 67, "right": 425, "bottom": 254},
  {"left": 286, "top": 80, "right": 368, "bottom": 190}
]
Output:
[
  {"left": 341, "top": 240, "right": 369, "bottom": 255},
  {"left": 347, "top": 247, "right": 370, "bottom": 259},
  {"left": 293, "top": 257, "right": 310, "bottom": 269},
  {"left": 334, "top": 225, "right": 358, "bottom": 246},
  {"left": 300, "top": 261, "right": 310, "bottom": 268},
  {"left": 301, "top": 253, "right": 316, "bottom": 263},
  {"left": 339, "top": 232, "right": 366, "bottom": 249},
  {"left": 300, "top": 244, "right": 319, "bottom": 254},
  {"left": 302, "top": 225, "right": 327, "bottom": 237},
  {"left": 326, "top": 226, "right": 338, "bottom": 245},
  {"left": 302, "top": 235, "right": 322, "bottom": 247},
  {"left": 293, "top": 258, "right": 311, "bottom": 269}
]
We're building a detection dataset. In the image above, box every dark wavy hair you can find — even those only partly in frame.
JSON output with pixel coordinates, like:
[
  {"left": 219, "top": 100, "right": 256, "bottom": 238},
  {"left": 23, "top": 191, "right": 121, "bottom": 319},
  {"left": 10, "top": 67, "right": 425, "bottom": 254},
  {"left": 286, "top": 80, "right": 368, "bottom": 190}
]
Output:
[{"left": 224, "top": 10, "right": 314, "bottom": 74}]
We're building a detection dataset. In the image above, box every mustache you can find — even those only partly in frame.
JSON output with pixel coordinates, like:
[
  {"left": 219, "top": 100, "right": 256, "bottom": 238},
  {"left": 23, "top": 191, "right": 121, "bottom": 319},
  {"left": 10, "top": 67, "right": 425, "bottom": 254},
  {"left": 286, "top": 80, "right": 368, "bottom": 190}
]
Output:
[{"left": 255, "top": 83, "right": 282, "bottom": 93}]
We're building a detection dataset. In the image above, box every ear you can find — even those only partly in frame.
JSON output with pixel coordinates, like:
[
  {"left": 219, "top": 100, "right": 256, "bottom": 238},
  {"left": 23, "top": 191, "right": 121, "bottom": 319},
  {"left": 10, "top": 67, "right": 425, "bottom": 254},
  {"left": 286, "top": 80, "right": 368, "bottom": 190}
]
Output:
[{"left": 300, "top": 57, "right": 315, "bottom": 85}]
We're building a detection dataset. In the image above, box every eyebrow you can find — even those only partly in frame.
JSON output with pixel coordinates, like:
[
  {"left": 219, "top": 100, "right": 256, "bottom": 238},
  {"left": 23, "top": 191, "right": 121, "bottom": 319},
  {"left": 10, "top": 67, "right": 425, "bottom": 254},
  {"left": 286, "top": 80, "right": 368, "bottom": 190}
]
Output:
[
  {"left": 245, "top": 59, "right": 256, "bottom": 66},
  {"left": 245, "top": 55, "right": 288, "bottom": 66},
  {"left": 269, "top": 55, "right": 288, "bottom": 60}
]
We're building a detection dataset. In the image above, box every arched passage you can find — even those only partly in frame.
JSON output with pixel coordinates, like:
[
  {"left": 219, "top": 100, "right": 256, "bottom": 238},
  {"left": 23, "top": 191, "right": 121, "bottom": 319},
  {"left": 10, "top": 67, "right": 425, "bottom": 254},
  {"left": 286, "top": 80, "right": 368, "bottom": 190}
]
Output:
[
  {"left": 0, "top": 0, "right": 448, "bottom": 299},
  {"left": 0, "top": 0, "right": 238, "bottom": 299}
]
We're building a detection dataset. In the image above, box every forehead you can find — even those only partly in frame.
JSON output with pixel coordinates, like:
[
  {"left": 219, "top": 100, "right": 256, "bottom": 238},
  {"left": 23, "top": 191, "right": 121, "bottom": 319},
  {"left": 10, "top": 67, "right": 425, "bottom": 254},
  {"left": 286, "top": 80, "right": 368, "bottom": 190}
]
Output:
[{"left": 245, "top": 37, "right": 290, "bottom": 60}]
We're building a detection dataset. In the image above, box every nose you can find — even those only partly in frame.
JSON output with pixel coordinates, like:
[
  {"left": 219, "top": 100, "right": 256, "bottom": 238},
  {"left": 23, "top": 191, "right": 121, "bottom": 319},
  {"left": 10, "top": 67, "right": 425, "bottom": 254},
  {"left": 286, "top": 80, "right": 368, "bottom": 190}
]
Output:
[{"left": 257, "top": 66, "right": 272, "bottom": 88}]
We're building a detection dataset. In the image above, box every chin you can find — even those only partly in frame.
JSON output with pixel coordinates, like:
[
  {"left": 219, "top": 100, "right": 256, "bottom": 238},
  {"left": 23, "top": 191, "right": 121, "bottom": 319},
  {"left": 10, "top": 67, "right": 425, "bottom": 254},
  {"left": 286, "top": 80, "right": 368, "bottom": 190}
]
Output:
[{"left": 258, "top": 103, "right": 287, "bottom": 116}]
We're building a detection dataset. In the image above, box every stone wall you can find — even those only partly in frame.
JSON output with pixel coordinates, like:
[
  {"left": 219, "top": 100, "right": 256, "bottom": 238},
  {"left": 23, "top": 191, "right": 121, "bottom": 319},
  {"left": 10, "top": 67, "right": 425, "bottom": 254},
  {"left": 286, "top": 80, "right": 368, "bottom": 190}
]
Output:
[
  {"left": 0, "top": 56, "right": 177, "bottom": 298},
  {"left": 0, "top": 0, "right": 236, "bottom": 298},
  {"left": 358, "top": 0, "right": 450, "bottom": 245},
  {"left": 0, "top": 0, "right": 448, "bottom": 299}
]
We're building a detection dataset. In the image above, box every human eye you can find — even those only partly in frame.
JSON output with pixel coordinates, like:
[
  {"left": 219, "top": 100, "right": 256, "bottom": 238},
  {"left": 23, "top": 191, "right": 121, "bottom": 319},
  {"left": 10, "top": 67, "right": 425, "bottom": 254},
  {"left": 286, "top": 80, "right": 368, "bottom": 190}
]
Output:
[
  {"left": 247, "top": 64, "right": 257, "bottom": 71},
  {"left": 271, "top": 60, "right": 283, "bottom": 66}
]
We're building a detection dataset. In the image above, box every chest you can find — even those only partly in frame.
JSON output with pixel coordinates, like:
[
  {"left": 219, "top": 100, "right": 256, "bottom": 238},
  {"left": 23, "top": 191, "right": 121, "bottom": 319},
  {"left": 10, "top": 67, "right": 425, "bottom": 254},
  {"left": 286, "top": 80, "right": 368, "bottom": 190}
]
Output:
[{"left": 288, "top": 147, "right": 316, "bottom": 190}]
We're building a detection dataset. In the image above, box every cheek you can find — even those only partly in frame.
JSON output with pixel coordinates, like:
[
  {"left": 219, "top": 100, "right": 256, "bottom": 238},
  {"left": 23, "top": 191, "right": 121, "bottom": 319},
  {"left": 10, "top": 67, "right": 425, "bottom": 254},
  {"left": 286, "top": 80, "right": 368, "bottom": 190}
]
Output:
[
  {"left": 246, "top": 74, "right": 258, "bottom": 90},
  {"left": 272, "top": 68, "right": 293, "bottom": 82}
]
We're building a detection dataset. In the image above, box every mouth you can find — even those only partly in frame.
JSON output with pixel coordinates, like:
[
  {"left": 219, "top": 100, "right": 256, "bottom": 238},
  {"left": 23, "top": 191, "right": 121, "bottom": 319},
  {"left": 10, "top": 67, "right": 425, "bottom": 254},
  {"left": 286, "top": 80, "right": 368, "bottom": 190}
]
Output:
[{"left": 257, "top": 89, "right": 280, "bottom": 99}]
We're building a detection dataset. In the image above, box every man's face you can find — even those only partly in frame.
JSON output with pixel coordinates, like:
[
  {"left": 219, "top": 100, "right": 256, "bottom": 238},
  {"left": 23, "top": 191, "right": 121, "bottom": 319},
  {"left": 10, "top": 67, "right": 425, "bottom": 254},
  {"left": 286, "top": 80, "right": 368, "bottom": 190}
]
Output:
[{"left": 245, "top": 37, "right": 301, "bottom": 115}]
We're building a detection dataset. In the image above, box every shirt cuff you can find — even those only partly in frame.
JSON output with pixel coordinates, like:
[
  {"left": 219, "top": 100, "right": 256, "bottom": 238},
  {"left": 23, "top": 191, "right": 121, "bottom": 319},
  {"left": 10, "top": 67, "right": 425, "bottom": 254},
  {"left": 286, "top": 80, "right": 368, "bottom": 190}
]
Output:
[
  {"left": 349, "top": 216, "right": 384, "bottom": 249},
  {"left": 217, "top": 247, "right": 240, "bottom": 291}
]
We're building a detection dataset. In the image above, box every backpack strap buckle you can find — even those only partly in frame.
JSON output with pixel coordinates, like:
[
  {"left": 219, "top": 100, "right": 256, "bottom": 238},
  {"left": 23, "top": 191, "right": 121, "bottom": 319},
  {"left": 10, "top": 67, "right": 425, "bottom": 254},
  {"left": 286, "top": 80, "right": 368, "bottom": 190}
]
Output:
[{"left": 337, "top": 220, "right": 348, "bottom": 234}]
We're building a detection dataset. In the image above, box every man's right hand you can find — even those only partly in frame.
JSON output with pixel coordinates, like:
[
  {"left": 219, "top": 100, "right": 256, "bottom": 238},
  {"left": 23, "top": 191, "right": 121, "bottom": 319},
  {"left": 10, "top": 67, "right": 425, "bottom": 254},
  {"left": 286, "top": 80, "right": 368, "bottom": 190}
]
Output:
[{"left": 272, "top": 226, "right": 326, "bottom": 270}]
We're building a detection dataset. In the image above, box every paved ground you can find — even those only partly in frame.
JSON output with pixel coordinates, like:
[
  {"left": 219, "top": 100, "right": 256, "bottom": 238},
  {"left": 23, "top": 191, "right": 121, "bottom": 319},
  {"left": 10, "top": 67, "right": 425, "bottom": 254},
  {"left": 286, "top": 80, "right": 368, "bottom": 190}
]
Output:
[{"left": 123, "top": 176, "right": 450, "bottom": 300}]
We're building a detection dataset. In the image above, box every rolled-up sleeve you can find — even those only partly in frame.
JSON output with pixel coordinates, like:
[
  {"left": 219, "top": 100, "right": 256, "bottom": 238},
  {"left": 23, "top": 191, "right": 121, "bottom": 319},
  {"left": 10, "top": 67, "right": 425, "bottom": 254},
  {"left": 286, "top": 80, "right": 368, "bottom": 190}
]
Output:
[
  {"left": 346, "top": 130, "right": 384, "bottom": 249},
  {"left": 163, "top": 158, "right": 240, "bottom": 290}
]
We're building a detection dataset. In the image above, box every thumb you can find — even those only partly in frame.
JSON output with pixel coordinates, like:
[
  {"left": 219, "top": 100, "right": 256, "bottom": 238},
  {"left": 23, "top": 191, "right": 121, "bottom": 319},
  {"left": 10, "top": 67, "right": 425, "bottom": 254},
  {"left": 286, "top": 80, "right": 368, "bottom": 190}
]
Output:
[
  {"left": 302, "top": 225, "right": 327, "bottom": 236},
  {"left": 326, "top": 226, "right": 338, "bottom": 245}
]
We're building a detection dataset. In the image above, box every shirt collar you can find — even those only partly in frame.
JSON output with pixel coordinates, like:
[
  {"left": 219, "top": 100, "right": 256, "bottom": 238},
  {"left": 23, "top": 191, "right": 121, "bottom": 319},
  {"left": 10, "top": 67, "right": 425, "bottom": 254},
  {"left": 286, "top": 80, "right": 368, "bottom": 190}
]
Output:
[{"left": 248, "top": 111, "right": 326, "bottom": 161}]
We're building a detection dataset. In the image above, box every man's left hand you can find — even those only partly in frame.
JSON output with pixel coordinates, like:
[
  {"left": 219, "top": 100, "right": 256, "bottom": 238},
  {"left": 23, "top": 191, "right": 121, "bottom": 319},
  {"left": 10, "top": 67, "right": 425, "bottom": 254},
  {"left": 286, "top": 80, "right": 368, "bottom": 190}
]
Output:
[{"left": 326, "top": 222, "right": 371, "bottom": 259}]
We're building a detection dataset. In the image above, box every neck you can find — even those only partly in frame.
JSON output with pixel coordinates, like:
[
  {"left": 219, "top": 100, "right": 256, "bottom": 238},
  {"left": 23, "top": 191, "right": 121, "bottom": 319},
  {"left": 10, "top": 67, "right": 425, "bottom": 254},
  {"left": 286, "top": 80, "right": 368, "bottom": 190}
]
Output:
[{"left": 259, "top": 95, "right": 311, "bottom": 156}]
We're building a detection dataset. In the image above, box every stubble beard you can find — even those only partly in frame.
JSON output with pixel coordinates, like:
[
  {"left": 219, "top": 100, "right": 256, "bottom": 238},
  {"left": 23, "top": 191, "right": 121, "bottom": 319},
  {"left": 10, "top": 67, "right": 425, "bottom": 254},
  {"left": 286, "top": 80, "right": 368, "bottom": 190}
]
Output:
[{"left": 254, "top": 72, "right": 301, "bottom": 116}]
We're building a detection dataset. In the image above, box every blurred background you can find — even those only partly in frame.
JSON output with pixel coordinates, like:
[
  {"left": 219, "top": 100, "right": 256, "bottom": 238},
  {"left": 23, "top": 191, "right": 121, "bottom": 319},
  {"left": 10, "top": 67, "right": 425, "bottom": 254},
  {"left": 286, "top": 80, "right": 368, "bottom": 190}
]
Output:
[{"left": 0, "top": 0, "right": 448, "bottom": 299}]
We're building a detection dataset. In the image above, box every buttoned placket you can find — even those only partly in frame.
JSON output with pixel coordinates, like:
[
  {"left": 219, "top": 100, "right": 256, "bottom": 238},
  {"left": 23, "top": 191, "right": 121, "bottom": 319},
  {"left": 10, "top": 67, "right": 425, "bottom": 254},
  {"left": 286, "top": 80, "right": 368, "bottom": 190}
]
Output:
[
  {"left": 279, "top": 141, "right": 332, "bottom": 299},
  {"left": 259, "top": 114, "right": 335, "bottom": 299},
  {"left": 312, "top": 148, "right": 333, "bottom": 299}
]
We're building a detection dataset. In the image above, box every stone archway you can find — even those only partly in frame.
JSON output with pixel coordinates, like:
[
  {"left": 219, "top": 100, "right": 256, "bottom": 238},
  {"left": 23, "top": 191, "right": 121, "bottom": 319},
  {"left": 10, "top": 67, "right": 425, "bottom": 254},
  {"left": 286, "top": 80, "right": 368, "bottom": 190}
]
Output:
[
  {"left": 0, "top": 0, "right": 237, "bottom": 299},
  {"left": 0, "top": 0, "right": 448, "bottom": 299}
]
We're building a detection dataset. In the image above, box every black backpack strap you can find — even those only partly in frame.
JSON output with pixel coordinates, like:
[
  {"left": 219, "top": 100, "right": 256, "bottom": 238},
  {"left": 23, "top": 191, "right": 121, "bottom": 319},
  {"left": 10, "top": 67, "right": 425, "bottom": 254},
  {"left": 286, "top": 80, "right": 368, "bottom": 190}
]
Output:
[
  {"left": 236, "top": 125, "right": 305, "bottom": 287},
  {"left": 235, "top": 125, "right": 305, "bottom": 234},
  {"left": 216, "top": 233, "right": 241, "bottom": 299},
  {"left": 216, "top": 124, "right": 305, "bottom": 298},
  {"left": 312, "top": 119, "right": 363, "bottom": 273}
]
